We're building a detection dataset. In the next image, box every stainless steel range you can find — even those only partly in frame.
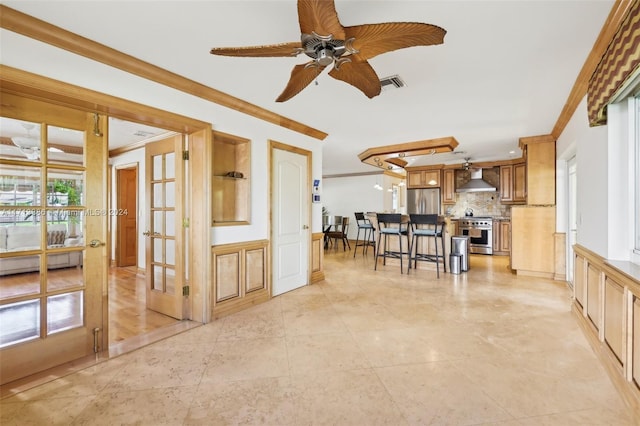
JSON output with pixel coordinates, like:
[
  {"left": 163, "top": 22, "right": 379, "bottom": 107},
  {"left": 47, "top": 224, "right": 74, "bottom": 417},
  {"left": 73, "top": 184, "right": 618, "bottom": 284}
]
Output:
[{"left": 459, "top": 217, "right": 493, "bottom": 255}]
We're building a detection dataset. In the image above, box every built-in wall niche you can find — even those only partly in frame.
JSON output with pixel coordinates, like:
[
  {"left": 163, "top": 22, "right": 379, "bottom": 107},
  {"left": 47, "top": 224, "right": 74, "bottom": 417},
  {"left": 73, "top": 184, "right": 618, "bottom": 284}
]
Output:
[{"left": 212, "top": 130, "right": 250, "bottom": 225}]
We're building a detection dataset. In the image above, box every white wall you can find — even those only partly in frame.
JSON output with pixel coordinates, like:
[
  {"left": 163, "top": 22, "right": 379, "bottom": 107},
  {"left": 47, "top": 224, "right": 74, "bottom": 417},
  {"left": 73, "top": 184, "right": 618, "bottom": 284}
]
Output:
[
  {"left": 557, "top": 96, "right": 633, "bottom": 260},
  {"left": 557, "top": 97, "right": 609, "bottom": 257}
]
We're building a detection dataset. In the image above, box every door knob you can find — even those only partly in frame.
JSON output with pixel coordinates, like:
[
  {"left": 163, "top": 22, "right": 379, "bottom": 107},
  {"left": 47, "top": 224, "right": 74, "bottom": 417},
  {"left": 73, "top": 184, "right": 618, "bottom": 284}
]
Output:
[
  {"left": 303, "top": 225, "right": 309, "bottom": 229},
  {"left": 143, "top": 230, "right": 151, "bottom": 236},
  {"left": 88, "top": 239, "right": 105, "bottom": 248}
]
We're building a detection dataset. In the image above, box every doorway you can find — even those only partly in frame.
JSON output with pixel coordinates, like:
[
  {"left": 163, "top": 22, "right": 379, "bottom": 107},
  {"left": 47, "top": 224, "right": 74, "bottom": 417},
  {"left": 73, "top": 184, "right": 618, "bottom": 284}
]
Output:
[
  {"left": 109, "top": 128, "right": 185, "bottom": 345},
  {"left": 567, "top": 155, "right": 577, "bottom": 286}
]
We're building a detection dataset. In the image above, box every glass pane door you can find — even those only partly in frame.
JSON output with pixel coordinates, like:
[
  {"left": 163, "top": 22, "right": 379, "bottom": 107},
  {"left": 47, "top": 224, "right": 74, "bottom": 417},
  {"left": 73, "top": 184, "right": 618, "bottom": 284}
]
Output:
[
  {"left": 145, "top": 135, "right": 183, "bottom": 319},
  {"left": 0, "top": 100, "right": 106, "bottom": 384}
]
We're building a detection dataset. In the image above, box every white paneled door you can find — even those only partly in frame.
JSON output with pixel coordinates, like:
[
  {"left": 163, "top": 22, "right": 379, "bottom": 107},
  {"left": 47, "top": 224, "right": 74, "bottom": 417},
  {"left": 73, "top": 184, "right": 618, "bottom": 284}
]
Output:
[{"left": 272, "top": 147, "right": 310, "bottom": 296}]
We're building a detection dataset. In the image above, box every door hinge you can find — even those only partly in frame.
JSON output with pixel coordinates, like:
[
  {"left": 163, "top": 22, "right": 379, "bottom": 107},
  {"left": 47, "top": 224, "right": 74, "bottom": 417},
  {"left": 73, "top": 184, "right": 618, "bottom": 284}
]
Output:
[
  {"left": 183, "top": 218, "right": 190, "bottom": 228},
  {"left": 182, "top": 286, "right": 189, "bottom": 296},
  {"left": 182, "top": 150, "right": 189, "bottom": 160}
]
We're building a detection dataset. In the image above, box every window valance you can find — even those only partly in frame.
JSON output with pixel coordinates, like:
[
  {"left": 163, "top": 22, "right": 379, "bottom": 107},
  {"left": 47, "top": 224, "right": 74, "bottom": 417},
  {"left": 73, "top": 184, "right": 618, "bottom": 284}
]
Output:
[{"left": 587, "top": 0, "right": 640, "bottom": 126}]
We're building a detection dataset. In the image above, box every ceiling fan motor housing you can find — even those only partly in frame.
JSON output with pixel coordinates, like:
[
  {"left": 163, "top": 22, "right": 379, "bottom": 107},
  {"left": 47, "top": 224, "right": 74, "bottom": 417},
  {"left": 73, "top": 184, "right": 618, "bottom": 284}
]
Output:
[{"left": 301, "top": 33, "right": 346, "bottom": 66}]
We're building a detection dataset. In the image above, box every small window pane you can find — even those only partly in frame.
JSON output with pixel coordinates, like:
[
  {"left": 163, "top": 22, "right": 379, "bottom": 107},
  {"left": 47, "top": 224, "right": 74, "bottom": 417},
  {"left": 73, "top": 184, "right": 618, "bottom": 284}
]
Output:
[
  {"left": 153, "top": 183, "right": 163, "bottom": 208},
  {"left": 165, "top": 239, "right": 175, "bottom": 266},
  {"left": 0, "top": 165, "right": 42, "bottom": 208},
  {"left": 0, "top": 224, "right": 41, "bottom": 252},
  {"left": 165, "top": 211, "right": 175, "bottom": 237},
  {"left": 0, "top": 299, "right": 40, "bottom": 348},
  {"left": 46, "top": 254, "right": 83, "bottom": 292},
  {"left": 0, "top": 255, "right": 41, "bottom": 300},
  {"left": 165, "top": 267, "right": 176, "bottom": 295},
  {"left": 153, "top": 210, "right": 163, "bottom": 234},
  {"left": 165, "top": 182, "right": 175, "bottom": 208},
  {"left": 47, "top": 291, "right": 83, "bottom": 334},
  {"left": 47, "top": 169, "right": 84, "bottom": 207},
  {"left": 47, "top": 125, "right": 84, "bottom": 166},
  {"left": 153, "top": 155, "right": 163, "bottom": 180},
  {"left": 0, "top": 118, "right": 41, "bottom": 164},
  {"left": 165, "top": 153, "right": 175, "bottom": 179},
  {"left": 153, "top": 265, "right": 163, "bottom": 291},
  {"left": 153, "top": 238, "right": 163, "bottom": 263}
]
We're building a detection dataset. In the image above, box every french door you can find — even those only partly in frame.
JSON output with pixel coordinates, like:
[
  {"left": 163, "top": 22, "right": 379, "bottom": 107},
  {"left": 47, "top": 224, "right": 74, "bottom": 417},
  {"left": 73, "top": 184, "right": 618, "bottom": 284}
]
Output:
[
  {"left": 0, "top": 94, "right": 107, "bottom": 384},
  {"left": 145, "top": 136, "right": 184, "bottom": 319}
]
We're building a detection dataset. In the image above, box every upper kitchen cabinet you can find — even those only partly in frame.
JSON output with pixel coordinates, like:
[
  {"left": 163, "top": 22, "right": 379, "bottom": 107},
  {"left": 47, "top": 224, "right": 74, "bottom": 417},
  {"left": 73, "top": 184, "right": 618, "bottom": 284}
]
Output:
[
  {"left": 212, "top": 130, "right": 250, "bottom": 225},
  {"left": 442, "top": 169, "right": 456, "bottom": 204},
  {"left": 406, "top": 168, "right": 440, "bottom": 189},
  {"left": 499, "top": 162, "right": 526, "bottom": 204},
  {"left": 520, "top": 135, "right": 555, "bottom": 205}
]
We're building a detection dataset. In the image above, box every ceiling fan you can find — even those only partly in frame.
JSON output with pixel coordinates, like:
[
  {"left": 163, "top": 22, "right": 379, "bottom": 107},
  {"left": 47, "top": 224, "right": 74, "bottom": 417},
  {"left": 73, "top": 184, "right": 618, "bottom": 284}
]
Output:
[
  {"left": 210, "top": 0, "right": 446, "bottom": 102},
  {"left": 462, "top": 158, "right": 472, "bottom": 170}
]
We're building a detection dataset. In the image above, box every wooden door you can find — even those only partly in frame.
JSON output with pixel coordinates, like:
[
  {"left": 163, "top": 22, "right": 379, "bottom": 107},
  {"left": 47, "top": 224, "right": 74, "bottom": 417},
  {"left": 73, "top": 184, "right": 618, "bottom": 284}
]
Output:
[
  {"left": 271, "top": 145, "right": 310, "bottom": 296},
  {"left": 145, "top": 136, "right": 184, "bottom": 319},
  {"left": 116, "top": 166, "right": 137, "bottom": 267},
  {"left": 0, "top": 95, "right": 107, "bottom": 384}
]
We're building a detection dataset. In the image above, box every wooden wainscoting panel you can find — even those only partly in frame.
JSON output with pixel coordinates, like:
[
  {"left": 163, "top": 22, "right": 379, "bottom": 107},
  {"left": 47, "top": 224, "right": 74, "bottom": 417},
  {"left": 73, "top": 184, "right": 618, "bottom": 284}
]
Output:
[
  {"left": 311, "top": 232, "right": 325, "bottom": 283},
  {"left": 587, "top": 263, "right": 602, "bottom": 331},
  {"left": 211, "top": 240, "right": 270, "bottom": 319},
  {"left": 574, "top": 253, "right": 585, "bottom": 308},
  {"left": 634, "top": 296, "right": 640, "bottom": 390},
  {"left": 215, "top": 252, "right": 240, "bottom": 302},
  {"left": 604, "top": 276, "right": 625, "bottom": 367},
  {"left": 245, "top": 247, "right": 266, "bottom": 293}
]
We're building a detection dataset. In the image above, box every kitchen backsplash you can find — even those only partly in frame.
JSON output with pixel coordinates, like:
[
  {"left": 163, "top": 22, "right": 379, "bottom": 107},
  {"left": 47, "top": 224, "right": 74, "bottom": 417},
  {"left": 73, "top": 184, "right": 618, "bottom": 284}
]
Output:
[
  {"left": 446, "top": 191, "right": 511, "bottom": 217},
  {"left": 444, "top": 166, "right": 510, "bottom": 217}
]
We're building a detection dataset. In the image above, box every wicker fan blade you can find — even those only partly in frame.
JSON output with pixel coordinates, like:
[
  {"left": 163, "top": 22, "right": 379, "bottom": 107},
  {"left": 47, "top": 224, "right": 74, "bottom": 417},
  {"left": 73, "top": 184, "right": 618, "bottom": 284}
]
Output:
[
  {"left": 210, "top": 41, "right": 302, "bottom": 57},
  {"left": 298, "top": 0, "right": 345, "bottom": 39},
  {"left": 328, "top": 61, "right": 381, "bottom": 99},
  {"left": 345, "top": 22, "right": 446, "bottom": 61},
  {"left": 276, "top": 63, "right": 326, "bottom": 102}
]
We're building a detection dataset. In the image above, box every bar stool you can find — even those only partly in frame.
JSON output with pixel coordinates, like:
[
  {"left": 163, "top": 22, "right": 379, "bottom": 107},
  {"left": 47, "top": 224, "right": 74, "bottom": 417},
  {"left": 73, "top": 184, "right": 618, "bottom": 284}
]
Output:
[
  {"left": 375, "top": 213, "right": 409, "bottom": 273},
  {"left": 353, "top": 212, "right": 375, "bottom": 256},
  {"left": 408, "top": 214, "right": 447, "bottom": 278}
]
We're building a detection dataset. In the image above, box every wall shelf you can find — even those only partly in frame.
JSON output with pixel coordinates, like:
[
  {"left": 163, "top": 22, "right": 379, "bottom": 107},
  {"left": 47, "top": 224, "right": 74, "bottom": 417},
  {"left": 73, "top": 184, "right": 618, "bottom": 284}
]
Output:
[{"left": 212, "top": 130, "right": 250, "bottom": 225}]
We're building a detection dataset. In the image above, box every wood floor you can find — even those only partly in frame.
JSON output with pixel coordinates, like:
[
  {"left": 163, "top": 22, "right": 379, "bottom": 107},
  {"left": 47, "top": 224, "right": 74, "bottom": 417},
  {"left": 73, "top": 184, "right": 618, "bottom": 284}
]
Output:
[{"left": 108, "top": 266, "right": 179, "bottom": 344}]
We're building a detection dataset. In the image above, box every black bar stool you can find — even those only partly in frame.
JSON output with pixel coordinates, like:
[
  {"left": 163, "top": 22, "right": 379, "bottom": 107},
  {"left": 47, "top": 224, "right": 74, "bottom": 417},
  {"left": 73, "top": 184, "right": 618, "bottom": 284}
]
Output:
[
  {"left": 375, "top": 213, "right": 409, "bottom": 273},
  {"left": 408, "top": 214, "right": 447, "bottom": 277},
  {"left": 353, "top": 212, "right": 375, "bottom": 256}
]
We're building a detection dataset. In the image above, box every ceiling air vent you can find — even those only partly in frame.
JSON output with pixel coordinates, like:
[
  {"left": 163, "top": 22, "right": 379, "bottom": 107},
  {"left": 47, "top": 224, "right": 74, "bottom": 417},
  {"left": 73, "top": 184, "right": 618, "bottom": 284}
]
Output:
[{"left": 380, "top": 75, "right": 406, "bottom": 91}]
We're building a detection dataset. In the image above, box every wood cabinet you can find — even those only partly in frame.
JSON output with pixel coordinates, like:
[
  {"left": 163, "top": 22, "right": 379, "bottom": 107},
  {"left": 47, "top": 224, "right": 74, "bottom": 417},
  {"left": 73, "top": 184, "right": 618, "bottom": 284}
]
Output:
[
  {"left": 442, "top": 169, "right": 456, "bottom": 204},
  {"left": 499, "top": 163, "right": 526, "bottom": 204},
  {"left": 492, "top": 220, "right": 511, "bottom": 255},
  {"left": 520, "top": 136, "right": 555, "bottom": 205},
  {"left": 212, "top": 130, "right": 250, "bottom": 225},
  {"left": 511, "top": 206, "right": 555, "bottom": 277},
  {"left": 407, "top": 169, "right": 440, "bottom": 188}
]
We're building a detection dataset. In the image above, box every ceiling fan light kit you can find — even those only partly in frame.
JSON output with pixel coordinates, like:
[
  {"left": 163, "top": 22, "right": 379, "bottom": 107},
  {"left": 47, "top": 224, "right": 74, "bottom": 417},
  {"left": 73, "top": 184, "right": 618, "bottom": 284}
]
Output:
[{"left": 210, "top": 0, "right": 445, "bottom": 102}]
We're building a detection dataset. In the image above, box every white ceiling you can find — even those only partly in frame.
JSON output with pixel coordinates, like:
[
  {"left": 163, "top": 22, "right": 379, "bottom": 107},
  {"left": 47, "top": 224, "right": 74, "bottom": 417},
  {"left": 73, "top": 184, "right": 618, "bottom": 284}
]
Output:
[{"left": 1, "top": 1, "right": 614, "bottom": 175}]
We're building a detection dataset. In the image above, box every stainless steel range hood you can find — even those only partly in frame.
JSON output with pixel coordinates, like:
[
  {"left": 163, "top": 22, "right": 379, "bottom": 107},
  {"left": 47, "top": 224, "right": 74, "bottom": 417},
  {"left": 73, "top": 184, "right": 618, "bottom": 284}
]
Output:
[{"left": 456, "top": 168, "right": 497, "bottom": 192}]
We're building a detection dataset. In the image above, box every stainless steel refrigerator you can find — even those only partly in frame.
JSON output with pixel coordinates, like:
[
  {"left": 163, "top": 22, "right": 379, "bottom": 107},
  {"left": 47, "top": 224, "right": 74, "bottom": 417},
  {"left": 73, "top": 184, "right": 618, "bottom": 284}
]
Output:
[{"left": 407, "top": 188, "right": 441, "bottom": 215}]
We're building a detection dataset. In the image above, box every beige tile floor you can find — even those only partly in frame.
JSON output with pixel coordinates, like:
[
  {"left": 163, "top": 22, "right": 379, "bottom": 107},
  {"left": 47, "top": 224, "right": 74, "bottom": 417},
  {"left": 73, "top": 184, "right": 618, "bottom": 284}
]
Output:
[{"left": 1, "top": 251, "right": 637, "bottom": 425}]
